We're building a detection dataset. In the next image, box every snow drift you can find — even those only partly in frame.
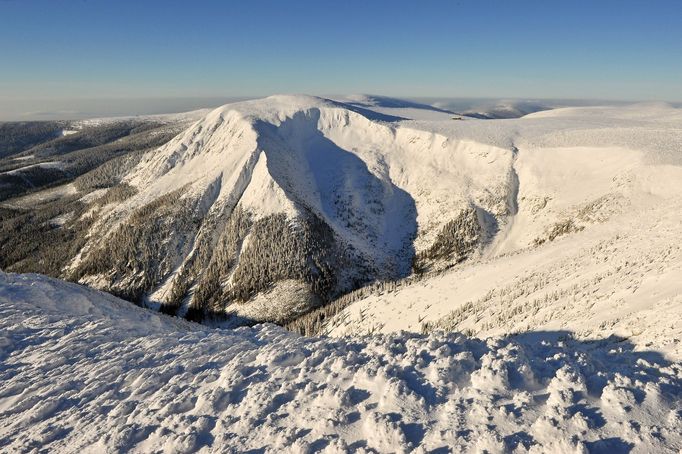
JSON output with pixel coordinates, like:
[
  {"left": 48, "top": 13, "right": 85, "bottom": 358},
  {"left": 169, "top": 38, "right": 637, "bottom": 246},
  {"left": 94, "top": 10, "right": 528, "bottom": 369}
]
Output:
[{"left": 1, "top": 272, "right": 680, "bottom": 453}]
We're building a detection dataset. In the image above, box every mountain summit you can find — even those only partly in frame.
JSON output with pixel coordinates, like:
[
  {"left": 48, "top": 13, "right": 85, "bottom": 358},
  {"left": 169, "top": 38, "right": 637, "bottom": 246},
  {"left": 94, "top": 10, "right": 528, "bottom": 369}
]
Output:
[
  {"left": 56, "top": 96, "right": 682, "bottom": 328},
  {"left": 68, "top": 95, "right": 512, "bottom": 323}
]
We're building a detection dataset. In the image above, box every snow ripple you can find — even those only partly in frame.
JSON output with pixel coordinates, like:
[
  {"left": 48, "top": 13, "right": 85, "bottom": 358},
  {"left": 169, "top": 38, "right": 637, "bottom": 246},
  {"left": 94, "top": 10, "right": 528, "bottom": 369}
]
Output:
[{"left": 0, "top": 273, "right": 680, "bottom": 453}]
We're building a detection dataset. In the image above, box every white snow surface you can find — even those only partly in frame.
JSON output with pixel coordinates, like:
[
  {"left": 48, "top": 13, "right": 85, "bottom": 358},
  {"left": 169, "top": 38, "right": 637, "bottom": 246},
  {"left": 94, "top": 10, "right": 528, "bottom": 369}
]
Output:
[
  {"left": 114, "top": 96, "right": 682, "bottom": 263},
  {"left": 93, "top": 94, "right": 518, "bottom": 287},
  {"left": 320, "top": 101, "right": 682, "bottom": 363},
  {"left": 331, "top": 94, "right": 457, "bottom": 121},
  {"left": 8, "top": 96, "right": 680, "bottom": 451},
  {"left": 90, "top": 95, "right": 682, "bottom": 328},
  {"left": 1, "top": 272, "right": 680, "bottom": 453},
  {"left": 326, "top": 190, "right": 682, "bottom": 357}
]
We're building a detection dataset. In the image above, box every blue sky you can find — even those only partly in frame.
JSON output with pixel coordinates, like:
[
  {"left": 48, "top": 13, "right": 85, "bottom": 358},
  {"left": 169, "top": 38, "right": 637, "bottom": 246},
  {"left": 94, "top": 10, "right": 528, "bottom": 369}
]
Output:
[{"left": 0, "top": 0, "right": 680, "bottom": 118}]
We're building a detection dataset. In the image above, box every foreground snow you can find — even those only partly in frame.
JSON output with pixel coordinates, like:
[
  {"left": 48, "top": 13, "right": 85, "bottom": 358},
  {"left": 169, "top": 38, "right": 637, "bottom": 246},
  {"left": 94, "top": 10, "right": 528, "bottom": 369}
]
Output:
[{"left": 1, "top": 273, "right": 680, "bottom": 453}]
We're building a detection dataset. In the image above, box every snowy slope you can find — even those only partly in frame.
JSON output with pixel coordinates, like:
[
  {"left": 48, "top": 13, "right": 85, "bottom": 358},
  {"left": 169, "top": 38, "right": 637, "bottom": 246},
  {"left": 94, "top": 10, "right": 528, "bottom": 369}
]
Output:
[
  {"left": 61, "top": 97, "right": 682, "bottom": 332},
  {"left": 1, "top": 272, "right": 680, "bottom": 453},
  {"left": 120, "top": 94, "right": 508, "bottom": 262},
  {"left": 309, "top": 103, "right": 682, "bottom": 360},
  {"left": 71, "top": 95, "right": 516, "bottom": 320},
  {"left": 325, "top": 191, "right": 682, "bottom": 356},
  {"left": 1, "top": 95, "right": 682, "bottom": 332}
]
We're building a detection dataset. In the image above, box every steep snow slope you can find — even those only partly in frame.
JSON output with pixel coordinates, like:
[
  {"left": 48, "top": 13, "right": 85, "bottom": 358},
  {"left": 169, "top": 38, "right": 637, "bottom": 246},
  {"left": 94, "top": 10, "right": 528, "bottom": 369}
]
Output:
[
  {"left": 66, "top": 97, "right": 682, "bottom": 329},
  {"left": 314, "top": 103, "right": 682, "bottom": 360},
  {"left": 325, "top": 192, "right": 682, "bottom": 356},
  {"left": 71, "top": 95, "right": 514, "bottom": 321},
  {"left": 121, "top": 94, "right": 508, "bottom": 262},
  {"left": 1, "top": 272, "right": 680, "bottom": 453}
]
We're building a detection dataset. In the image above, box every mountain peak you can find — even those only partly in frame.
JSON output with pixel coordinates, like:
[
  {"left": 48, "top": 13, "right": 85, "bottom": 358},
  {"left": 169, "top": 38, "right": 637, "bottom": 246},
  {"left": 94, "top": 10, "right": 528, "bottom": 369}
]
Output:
[{"left": 72, "top": 95, "right": 513, "bottom": 322}]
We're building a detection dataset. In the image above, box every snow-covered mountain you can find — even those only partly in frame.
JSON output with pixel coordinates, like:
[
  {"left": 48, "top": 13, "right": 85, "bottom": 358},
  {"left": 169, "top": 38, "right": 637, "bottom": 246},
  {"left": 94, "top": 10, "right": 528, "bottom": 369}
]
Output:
[
  {"left": 2, "top": 96, "right": 681, "bottom": 452},
  {"left": 67, "top": 95, "right": 516, "bottom": 323},
  {"left": 63, "top": 95, "right": 682, "bottom": 331},
  {"left": 300, "top": 103, "right": 682, "bottom": 356},
  {"left": 2, "top": 95, "right": 681, "bottom": 334},
  {"left": 1, "top": 272, "right": 680, "bottom": 452}
]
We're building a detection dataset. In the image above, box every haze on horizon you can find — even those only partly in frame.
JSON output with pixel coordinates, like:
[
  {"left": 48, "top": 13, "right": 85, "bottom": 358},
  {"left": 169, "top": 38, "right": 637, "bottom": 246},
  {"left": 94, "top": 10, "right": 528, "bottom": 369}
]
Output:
[{"left": 1, "top": 0, "right": 681, "bottom": 120}]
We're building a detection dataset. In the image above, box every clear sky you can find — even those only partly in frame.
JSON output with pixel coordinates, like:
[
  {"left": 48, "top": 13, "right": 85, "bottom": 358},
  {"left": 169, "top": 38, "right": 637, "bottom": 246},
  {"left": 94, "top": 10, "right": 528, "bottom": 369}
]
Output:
[{"left": 1, "top": 0, "right": 681, "bottom": 118}]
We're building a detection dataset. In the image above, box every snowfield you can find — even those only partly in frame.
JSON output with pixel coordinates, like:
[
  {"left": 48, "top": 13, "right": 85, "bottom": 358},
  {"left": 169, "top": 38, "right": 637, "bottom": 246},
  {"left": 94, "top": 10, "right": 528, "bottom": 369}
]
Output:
[
  {"left": 314, "top": 100, "right": 682, "bottom": 354},
  {"left": 0, "top": 273, "right": 681, "bottom": 453},
  {"left": 324, "top": 165, "right": 682, "bottom": 359},
  {"left": 2, "top": 97, "right": 682, "bottom": 452}
]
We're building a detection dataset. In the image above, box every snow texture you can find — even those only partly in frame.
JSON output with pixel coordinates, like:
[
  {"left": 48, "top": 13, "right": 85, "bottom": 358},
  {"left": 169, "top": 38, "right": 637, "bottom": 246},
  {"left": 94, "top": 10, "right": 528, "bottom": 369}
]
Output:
[{"left": 0, "top": 272, "right": 680, "bottom": 453}]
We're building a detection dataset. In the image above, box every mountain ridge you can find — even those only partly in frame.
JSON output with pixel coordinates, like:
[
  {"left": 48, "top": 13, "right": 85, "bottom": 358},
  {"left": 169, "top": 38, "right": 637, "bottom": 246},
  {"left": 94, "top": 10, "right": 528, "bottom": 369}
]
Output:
[
  {"left": 3, "top": 95, "right": 681, "bottom": 330},
  {"left": 67, "top": 95, "right": 512, "bottom": 323}
]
